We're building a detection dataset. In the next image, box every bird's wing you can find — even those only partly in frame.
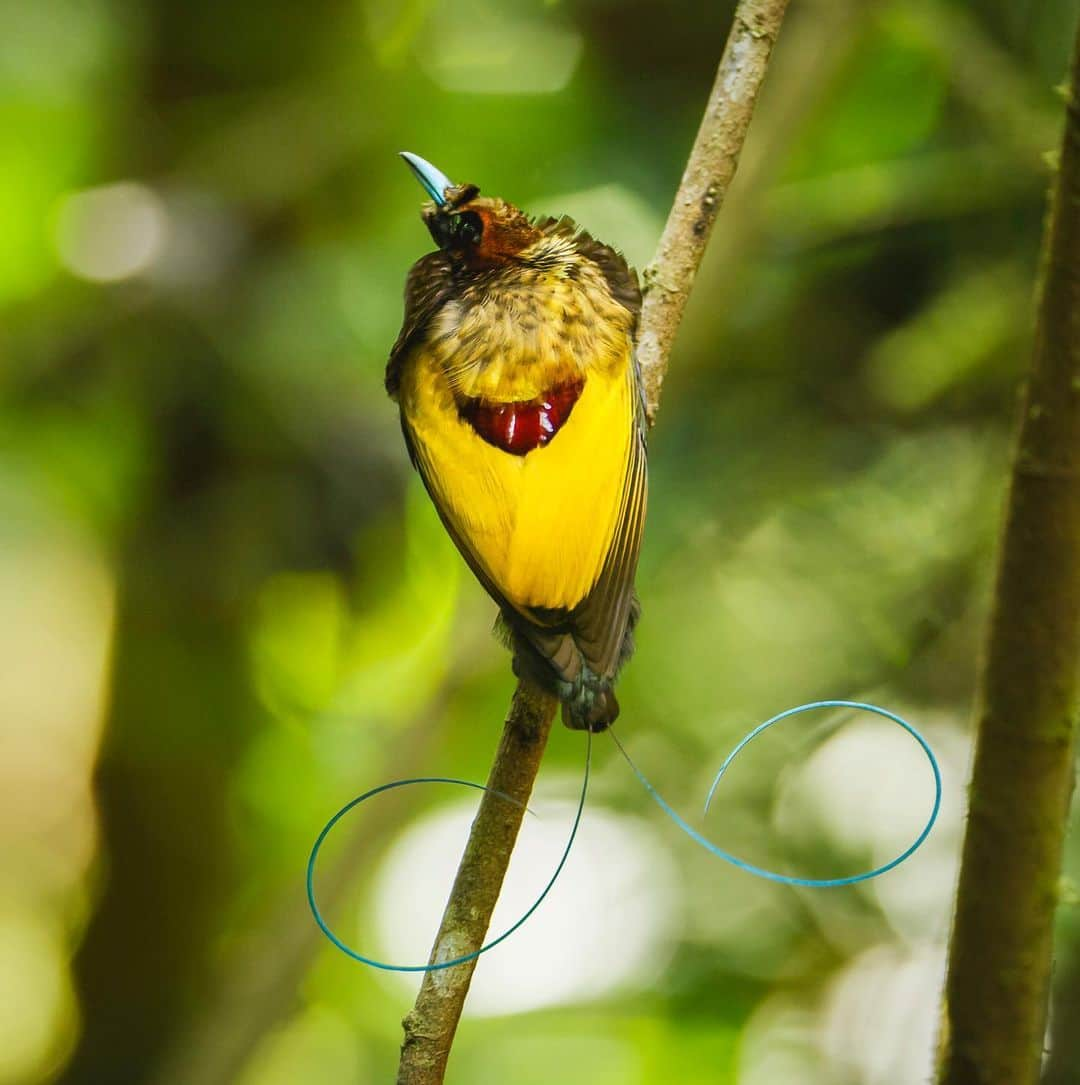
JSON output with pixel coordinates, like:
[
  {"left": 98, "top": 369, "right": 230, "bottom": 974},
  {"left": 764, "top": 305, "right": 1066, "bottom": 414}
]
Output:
[
  {"left": 563, "top": 367, "right": 647, "bottom": 677},
  {"left": 385, "top": 251, "right": 454, "bottom": 400}
]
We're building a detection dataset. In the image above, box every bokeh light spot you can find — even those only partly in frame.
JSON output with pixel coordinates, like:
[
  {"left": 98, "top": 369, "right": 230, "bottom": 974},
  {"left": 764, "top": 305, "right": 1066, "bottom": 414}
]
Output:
[
  {"left": 53, "top": 182, "right": 168, "bottom": 282},
  {"left": 0, "top": 908, "right": 76, "bottom": 1083},
  {"left": 416, "top": 1, "right": 582, "bottom": 95},
  {"left": 372, "top": 793, "right": 680, "bottom": 1015}
]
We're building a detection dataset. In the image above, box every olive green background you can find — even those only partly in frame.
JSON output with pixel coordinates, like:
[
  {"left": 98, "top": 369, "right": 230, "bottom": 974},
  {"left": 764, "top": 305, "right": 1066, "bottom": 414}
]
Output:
[{"left": 2, "top": 1, "right": 1078, "bottom": 1082}]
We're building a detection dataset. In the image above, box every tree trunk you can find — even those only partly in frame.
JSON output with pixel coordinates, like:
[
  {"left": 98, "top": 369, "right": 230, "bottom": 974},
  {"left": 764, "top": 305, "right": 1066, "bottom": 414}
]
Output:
[{"left": 936, "top": 21, "right": 1080, "bottom": 1085}]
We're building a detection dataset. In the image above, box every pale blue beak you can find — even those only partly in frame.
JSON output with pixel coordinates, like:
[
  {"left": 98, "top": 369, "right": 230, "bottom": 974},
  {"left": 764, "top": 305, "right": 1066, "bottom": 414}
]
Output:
[{"left": 400, "top": 151, "right": 455, "bottom": 207}]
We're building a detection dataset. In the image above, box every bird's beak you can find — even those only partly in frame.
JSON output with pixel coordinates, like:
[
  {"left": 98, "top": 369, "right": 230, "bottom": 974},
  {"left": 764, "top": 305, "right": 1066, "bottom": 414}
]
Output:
[{"left": 400, "top": 151, "right": 455, "bottom": 207}]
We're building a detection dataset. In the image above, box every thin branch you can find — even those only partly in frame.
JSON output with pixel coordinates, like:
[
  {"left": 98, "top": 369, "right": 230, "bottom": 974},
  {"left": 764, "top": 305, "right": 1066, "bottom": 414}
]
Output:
[
  {"left": 396, "top": 2, "right": 791, "bottom": 1082},
  {"left": 397, "top": 680, "right": 557, "bottom": 1084},
  {"left": 638, "top": 0, "right": 792, "bottom": 422},
  {"left": 936, "top": 20, "right": 1080, "bottom": 1085}
]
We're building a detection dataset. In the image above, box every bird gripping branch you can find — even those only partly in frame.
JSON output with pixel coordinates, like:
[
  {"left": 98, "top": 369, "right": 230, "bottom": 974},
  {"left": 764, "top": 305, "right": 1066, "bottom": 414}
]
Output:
[{"left": 387, "top": 152, "right": 648, "bottom": 732}]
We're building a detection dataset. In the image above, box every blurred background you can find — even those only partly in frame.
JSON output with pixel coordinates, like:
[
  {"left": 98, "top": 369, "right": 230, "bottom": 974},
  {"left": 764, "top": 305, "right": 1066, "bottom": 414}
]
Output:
[{"left": 2, "top": 0, "right": 1079, "bottom": 1082}]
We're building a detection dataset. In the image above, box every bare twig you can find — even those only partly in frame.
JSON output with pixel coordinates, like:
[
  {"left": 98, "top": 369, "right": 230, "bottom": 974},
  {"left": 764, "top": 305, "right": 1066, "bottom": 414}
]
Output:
[
  {"left": 397, "top": 680, "right": 557, "bottom": 1083},
  {"left": 638, "top": 0, "right": 791, "bottom": 422},
  {"left": 395, "top": 2, "right": 791, "bottom": 1081},
  {"left": 936, "top": 20, "right": 1080, "bottom": 1085}
]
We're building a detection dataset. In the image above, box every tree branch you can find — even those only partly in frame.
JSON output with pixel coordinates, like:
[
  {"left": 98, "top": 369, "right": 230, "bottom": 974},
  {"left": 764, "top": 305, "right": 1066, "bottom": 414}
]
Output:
[
  {"left": 397, "top": 680, "right": 557, "bottom": 1083},
  {"left": 936, "top": 20, "right": 1080, "bottom": 1085},
  {"left": 396, "top": 3, "right": 791, "bottom": 1081},
  {"left": 638, "top": 0, "right": 791, "bottom": 422}
]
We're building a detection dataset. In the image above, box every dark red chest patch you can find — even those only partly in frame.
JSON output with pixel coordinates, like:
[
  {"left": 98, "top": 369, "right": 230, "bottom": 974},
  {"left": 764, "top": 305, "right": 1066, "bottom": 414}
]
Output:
[{"left": 461, "top": 379, "right": 584, "bottom": 456}]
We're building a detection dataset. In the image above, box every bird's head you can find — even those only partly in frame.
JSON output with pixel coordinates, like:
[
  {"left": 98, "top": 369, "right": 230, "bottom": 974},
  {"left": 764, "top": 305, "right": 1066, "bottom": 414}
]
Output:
[{"left": 401, "top": 151, "right": 542, "bottom": 269}]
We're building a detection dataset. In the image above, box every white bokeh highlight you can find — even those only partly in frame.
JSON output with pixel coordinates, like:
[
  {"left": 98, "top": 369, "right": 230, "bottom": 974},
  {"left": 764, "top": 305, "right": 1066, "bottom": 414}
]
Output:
[
  {"left": 821, "top": 941, "right": 945, "bottom": 1085},
  {"left": 372, "top": 791, "right": 680, "bottom": 1016},
  {"left": 773, "top": 712, "right": 967, "bottom": 943},
  {"left": 413, "top": 0, "right": 582, "bottom": 95},
  {"left": 54, "top": 181, "right": 168, "bottom": 282},
  {"left": 738, "top": 942, "right": 948, "bottom": 1085}
]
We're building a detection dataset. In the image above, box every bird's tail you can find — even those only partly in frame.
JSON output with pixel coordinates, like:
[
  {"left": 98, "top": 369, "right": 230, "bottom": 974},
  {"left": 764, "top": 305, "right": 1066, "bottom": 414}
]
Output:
[
  {"left": 497, "top": 615, "right": 627, "bottom": 732},
  {"left": 559, "top": 676, "right": 620, "bottom": 731}
]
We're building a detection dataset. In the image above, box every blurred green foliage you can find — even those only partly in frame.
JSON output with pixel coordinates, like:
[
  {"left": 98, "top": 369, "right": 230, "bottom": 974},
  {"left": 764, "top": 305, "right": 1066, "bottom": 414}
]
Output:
[{"left": 2, "top": 1, "right": 1078, "bottom": 1083}]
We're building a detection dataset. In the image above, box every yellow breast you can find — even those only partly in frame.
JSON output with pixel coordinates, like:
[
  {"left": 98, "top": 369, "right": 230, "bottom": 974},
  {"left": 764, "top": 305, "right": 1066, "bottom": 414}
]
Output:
[{"left": 400, "top": 345, "right": 636, "bottom": 611}]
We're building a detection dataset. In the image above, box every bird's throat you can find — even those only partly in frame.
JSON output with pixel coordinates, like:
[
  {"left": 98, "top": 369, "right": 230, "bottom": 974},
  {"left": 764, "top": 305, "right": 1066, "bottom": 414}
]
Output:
[{"left": 460, "top": 379, "right": 585, "bottom": 456}]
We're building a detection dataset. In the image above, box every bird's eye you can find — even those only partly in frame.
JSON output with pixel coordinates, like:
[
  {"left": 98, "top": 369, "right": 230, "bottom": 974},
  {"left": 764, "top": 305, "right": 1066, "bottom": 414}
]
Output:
[
  {"left": 455, "top": 211, "right": 483, "bottom": 245},
  {"left": 426, "top": 208, "right": 484, "bottom": 253}
]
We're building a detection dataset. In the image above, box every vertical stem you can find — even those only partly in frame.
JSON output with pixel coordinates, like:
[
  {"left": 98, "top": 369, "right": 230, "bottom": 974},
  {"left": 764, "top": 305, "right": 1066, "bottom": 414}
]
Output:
[{"left": 937, "top": 21, "right": 1080, "bottom": 1085}]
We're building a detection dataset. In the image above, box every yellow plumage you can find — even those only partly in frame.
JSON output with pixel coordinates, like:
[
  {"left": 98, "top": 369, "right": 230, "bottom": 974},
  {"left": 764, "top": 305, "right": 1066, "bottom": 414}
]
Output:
[{"left": 399, "top": 344, "right": 636, "bottom": 610}]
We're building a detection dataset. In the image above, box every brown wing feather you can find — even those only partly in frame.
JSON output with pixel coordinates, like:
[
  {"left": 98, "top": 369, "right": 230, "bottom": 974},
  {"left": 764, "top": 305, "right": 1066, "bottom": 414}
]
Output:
[{"left": 386, "top": 251, "right": 453, "bottom": 399}]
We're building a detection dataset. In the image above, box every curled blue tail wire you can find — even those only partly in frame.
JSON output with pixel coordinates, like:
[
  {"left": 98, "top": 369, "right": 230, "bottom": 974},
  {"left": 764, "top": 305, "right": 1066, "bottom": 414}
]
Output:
[
  {"left": 307, "top": 699, "right": 942, "bottom": 970},
  {"left": 612, "top": 699, "right": 942, "bottom": 888},
  {"left": 306, "top": 734, "right": 592, "bottom": 972}
]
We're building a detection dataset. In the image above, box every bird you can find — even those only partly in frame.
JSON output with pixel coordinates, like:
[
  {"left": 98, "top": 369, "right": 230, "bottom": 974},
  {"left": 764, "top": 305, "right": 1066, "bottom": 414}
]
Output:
[{"left": 386, "top": 152, "right": 647, "bottom": 731}]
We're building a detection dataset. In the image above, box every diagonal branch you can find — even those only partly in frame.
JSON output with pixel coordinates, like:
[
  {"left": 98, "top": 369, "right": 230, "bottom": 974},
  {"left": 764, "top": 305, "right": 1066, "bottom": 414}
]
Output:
[
  {"left": 396, "top": 3, "right": 791, "bottom": 1081},
  {"left": 397, "top": 680, "right": 557, "bottom": 1083},
  {"left": 637, "top": 0, "right": 792, "bottom": 422}
]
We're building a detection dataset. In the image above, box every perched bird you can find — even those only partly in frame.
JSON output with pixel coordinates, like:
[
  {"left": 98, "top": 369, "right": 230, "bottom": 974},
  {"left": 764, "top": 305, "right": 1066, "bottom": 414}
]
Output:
[{"left": 386, "top": 152, "right": 647, "bottom": 731}]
